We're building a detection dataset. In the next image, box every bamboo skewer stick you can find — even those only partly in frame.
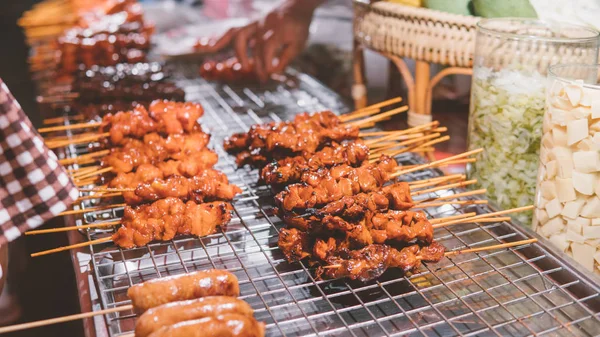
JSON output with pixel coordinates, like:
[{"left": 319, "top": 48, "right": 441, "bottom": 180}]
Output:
[
  {"left": 369, "top": 133, "right": 442, "bottom": 156},
  {"left": 469, "top": 217, "right": 511, "bottom": 224},
  {"left": 391, "top": 149, "right": 483, "bottom": 178},
  {"left": 322, "top": 239, "right": 539, "bottom": 269},
  {"left": 78, "top": 187, "right": 134, "bottom": 193},
  {"left": 348, "top": 106, "right": 409, "bottom": 128},
  {"left": 367, "top": 129, "right": 446, "bottom": 147},
  {"left": 432, "top": 206, "right": 534, "bottom": 229},
  {"left": 408, "top": 175, "right": 466, "bottom": 190},
  {"left": 338, "top": 107, "right": 381, "bottom": 123},
  {"left": 26, "top": 220, "right": 122, "bottom": 235},
  {"left": 73, "top": 166, "right": 113, "bottom": 181},
  {"left": 387, "top": 136, "right": 451, "bottom": 158},
  {"left": 76, "top": 178, "right": 100, "bottom": 187},
  {"left": 31, "top": 236, "right": 112, "bottom": 257},
  {"left": 429, "top": 212, "right": 477, "bottom": 224},
  {"left": 0, "top": 305, "right": 133, "bottom": 334},
  {"left": 415, "top": 199, "right": 488, "bottom": 209},
  {"left": 344, "top": 97, "right": 402, "bottom": 117},
  {"left": 46, "top": 132, "right": 109, "bottom": 149},
  {"left": 414, "top": 189, "right": 487, "bottom": 205},
  {"left": 445, "top": 238, "right": 538, "bottom": 257},
  {"left": 59, "top": 150, "right": 109, "bottom": 165},
  {"left": 407, "top": 174, "right": 465, "bottom": 186},
  {"left": 43, "top": 132, "right": 97, "bottom": 142},
  {"left": 364, "top": 122, "right": 439, "bottom": 145},
  {"left": 398, "top": 159, "right": 476, "bottom": 171},
  {"left": 43, "top": 114, "right": 85, "bottom": 125},
  {"left": 74, "top": 192, "right": 122, "bottom": 202},
  {"left": 38, "top": 121, "right": 101, "bottom": 133},
  {"left": 369, "top": 136, "right": 451, "bottom": 163},
  {"left": 57, "top": 204, "right": 126, "bottom": 216},
  {"left": 411, "top": 179, "right": 477, "bottom": 196},
  {"left": 69, "top": 165, "right": 101, "bottom": 178}
]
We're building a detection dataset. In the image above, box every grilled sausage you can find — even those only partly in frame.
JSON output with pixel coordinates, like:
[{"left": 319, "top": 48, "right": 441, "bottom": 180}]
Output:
[
  {"left": 127, "top": 270, "right": 239, "bottom": 312},
  {"left": 135, "top": 296, "right": 253, "bottom": 337},
  {"left": 147, "top": 314, "right": 265, "bottom": 337}
]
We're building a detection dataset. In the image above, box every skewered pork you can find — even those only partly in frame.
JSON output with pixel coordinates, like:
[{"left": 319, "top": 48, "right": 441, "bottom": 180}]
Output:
[
  {"left": 102, "top": 133, "right": 213, "bottom": 173},
  {"left": 120, "top": 174, "right": 242, "bottom": 205},
  {"left": 316, "top": 241, "right": 446, "bottom": 282},
  {"left": 65, "top": 62, "right": 185, "bottom": 117},
  {"left": 223, "top": 111, "right": 359, "bottom": 166},
  {"left": 279, "top": 181, "right": 414, "bottom": 231},
  {"left": 112, "top": 198, "right": 232, "bottom": 249},
  {"left": 101, "top": 101, "right": 204, "bottom": 145},
  {"left": 279, "top": 208, "right": 433, "bottom": 260},
  {"left": 260, "top": 141, "right": 370, "bottom": 185},
  {"left": 274, "top": 156, "right": 398, "bottom": 211}
]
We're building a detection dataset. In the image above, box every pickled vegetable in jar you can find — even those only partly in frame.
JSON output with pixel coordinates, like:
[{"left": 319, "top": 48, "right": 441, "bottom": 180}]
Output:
[
  {"left": 534, "top": 64, "right": 600, "bottom": 274},
  {"left": 468, "top": 19, "right": 599, "bottom": 225}
]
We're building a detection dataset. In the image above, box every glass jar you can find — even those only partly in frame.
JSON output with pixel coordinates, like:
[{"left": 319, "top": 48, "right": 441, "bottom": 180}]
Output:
[
  {"left": 534, "top": 64, "right": 600, "bottom": 274},
  {"left": 468, "top": 19, "right": 599, "bottom": 225}
]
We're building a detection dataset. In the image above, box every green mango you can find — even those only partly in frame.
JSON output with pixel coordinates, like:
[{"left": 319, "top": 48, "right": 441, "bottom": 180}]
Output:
[
  {"left": 472, "top": 0, "right": 538, "bottom": 18},
  {"left": 423, "top": 0, "right": 473, "bottom": 16}
]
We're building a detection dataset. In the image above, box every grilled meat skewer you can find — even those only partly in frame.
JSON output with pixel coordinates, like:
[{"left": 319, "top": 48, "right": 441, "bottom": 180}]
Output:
[
  {"left": 275, "top": 156, "right": 398, "bottom": 212},
  {"left": 101, "top": 100, "right": 204, "bottom": 145},
  {"left": 224, "top": 111, "right": 359, "bottom": 167},
  {"left": 117, "top": 174, "right": 242, "bottom": 205},
  {"left": 112, "top": 198, "right": 233, "bottom": 249},
  {"left": 102, "top": 132, "right": 213, "bottom": 174},
  {"left": 316, "top": 241, "right": 446, "bottom": 282},
  {"left": 279, "top": 208, "right": 434, "bottom": 262},
  {"left": 279, "top": 181, "right": 414, "bottom": 231},
  {"left": 260, "top": 141, "right": 370, "bottom": 186}
]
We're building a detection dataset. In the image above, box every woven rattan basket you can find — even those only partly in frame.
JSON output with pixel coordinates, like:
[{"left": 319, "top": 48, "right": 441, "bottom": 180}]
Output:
[
  {"left": 354, "top": 1, "right": 480, "bottom": 67},
  {"left": 352, "top": 1, "right": 480, "bottom": 125}
]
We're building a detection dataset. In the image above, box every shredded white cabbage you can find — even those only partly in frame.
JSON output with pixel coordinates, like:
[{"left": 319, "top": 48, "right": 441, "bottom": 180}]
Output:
[{"left": 468, "top": 68, "right": 546, "bottom": 225}]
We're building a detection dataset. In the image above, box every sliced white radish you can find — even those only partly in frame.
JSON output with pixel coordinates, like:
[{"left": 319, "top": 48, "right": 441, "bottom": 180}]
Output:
[
  {"left": 545, "top": 198, "right": 563, "bottom": 218},
  {"left": 567, "top": 119, "right": 589, "bottom": 145},
  {"left": 572, "top": 171, "right": 596, "bottom": 195},
  {"left": 540, "top": 181, "right": 557, "bottom": 200},
  {"left": 546, "top": 160, "right": 558, "bottom": 179},
  {"left": 555, "top": 178, "right": 577, "bottom": 203},
  {"left": 583, "top": 225, "right": 600, "bottom": 239},
  {"left": 571, "top": 243, "right": 596, "bottom": 271},
  {"left": 581, "top": 197, "right": 600, "bottom": 218},
  {"left": 540, "top": 217, "right": 565, "bottom": 237},
  {"left": 561, "top": 199, "right": 586, "bottom": 220},
  {"left": 549, "top": 233, "right": 570, "bottom": 252},
  {"left": 567, "top": 229, "right": 586, "bottom": 243},
  {"left": 573, "top": 151, "right": 599, "bottom": 173}
]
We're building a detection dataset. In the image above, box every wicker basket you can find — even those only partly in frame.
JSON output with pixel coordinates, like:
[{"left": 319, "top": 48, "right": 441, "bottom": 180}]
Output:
[
  {"left": 352, "top": 1, "right": 480, "bottom": 125},
  {"left": 354, "top": 1, "right": 480, "bottom": 67}
]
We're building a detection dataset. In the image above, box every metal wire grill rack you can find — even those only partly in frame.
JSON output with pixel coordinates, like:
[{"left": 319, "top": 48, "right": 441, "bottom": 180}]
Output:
[{"left": 62, "top": 69, "right": 600, "bottom": 337}]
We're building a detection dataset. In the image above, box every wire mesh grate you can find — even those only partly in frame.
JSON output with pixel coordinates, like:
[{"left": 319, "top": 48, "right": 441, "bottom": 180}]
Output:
[{"left": 59, "top": 67, "right": 600, "bottom": 337}]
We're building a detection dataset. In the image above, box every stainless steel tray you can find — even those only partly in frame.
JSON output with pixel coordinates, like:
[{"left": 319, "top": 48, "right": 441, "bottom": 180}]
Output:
[{"left": 62, "top": 67, "right": 600, "bottom": 337}]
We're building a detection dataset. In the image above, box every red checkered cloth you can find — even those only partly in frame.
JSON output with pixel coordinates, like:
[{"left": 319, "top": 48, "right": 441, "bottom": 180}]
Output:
[{"left": 0, "top": 79, "right": 79, "bottom": 244}]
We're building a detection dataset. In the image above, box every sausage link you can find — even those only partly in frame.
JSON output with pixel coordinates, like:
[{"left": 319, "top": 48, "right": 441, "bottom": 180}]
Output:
[
  {"left": 135, "top": 296, "right": 253, "bottom": 337},
  {"left": 147, "top": 314, "right": 265, "bottom": 337},
  {"left": 127, "top": 270, "right": 239, "bottom": 312}
]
